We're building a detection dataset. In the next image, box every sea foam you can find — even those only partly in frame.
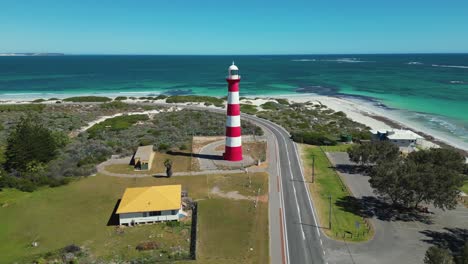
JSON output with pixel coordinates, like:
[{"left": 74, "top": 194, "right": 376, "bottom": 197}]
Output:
[
  {"left": 291, "top": 59, "right": 316, "bottom": 62},
  {"left": 432, "top": 64, "right": 468, "bottom": 69}
]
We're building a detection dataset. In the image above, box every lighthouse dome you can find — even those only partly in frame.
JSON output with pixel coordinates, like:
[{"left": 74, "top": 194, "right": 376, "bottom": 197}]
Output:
[
  {"left": 228, "top": 64, "right": 239, "bottom": 71},
  {"left": 228, "top": 62, "right": 240, "bottom": 80}
]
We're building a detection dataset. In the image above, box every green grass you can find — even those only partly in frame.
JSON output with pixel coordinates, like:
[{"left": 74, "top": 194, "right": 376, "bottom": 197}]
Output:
[
  {"left": 87, "top": 114, "right": 149, "bottom": 138},
  {"left": 63, "top": 96, "right": 112, "bottom": 102},
  {"left": 301, "top": 145, "right": 373, "bottom": 242},
  {"left": 0, "top": 104, "right": 45, "bottom": 112},
  {"left": 0, "top": 172, "right": 268, "bottom": 263},
  {"left": 166, "top": 95, "right": 224, "bottom": 107}
]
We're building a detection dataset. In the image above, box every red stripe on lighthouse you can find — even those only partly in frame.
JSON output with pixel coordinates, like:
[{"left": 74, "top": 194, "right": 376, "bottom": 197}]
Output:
[
  {"left": 226, "top": 126, "right": 242, "bottom": 137},
  {"left": 227, "top": 79, "right": 240, "bottom": 92},
  {"left": 224, "top": 146, "right": 242, "bottom": 161},
  {"left": 227, "top": 104, "right": 240, "bottom": 116}
]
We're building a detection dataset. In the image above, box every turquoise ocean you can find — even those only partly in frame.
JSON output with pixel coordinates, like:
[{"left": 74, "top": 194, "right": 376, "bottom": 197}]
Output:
[{"left": 0, "top": 54, "right": 467, "bottom": 146}]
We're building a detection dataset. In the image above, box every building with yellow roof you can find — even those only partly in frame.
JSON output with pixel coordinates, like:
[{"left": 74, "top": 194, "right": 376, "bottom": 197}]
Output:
[{"left": 117, "top": 185, "right": 184, "bottom": 225}]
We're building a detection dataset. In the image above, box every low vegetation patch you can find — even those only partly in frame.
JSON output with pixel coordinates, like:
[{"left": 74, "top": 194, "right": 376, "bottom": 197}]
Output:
[
  {"left": 87, "top": 114, "right": 149, "bottom": 138},
  {"left": 166, "top": 95, "right": 225, "bottom": 107},
  {"left": 257, "top": 100, "right": 371, "bottom": 146},
  {"left": 63, "top": 96, "right": 112, "bottom": 102},
  {"left": 301, "top": 145, "right": 373, "bottom": 241},
  {"left": 240, "top": 104, "right": 258, "bottom": 114},
  {"left": 0, "top": 104, "right": 45, "bottom": 112}
]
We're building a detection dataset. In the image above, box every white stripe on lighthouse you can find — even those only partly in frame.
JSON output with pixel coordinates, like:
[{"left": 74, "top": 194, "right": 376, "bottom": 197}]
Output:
[
  {"left": 226, "top": 115, "right": 241, "bottom": 127},
  {"left": 228, "top": 91, "right": 240, "bottom": 104},
  {"left": 226, "top": 136, "right": 242, "bottom": 147}
]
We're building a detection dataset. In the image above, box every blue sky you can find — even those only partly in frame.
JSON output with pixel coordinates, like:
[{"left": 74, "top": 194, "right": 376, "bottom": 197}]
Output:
[{"left": 1, "top": 0, "right": 467, "bottom": 54}]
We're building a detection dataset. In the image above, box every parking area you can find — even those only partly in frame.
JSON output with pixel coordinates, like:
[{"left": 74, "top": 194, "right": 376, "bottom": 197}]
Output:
[{"left": 324, "top": 151, "right": 468, "bottom": 264}]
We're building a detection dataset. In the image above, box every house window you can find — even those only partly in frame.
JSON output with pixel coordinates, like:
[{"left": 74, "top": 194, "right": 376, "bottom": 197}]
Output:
[
  {"left": 171, "top": 210, "right": 178, "bottom": 215},
  {"left": 149, "top": 211, "right": 161, "bottom": 216},
  {"left": 143, "top": 212, "right": 148, "bottom": 217}
]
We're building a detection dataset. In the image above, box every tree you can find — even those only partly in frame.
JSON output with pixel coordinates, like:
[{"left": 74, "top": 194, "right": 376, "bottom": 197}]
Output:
[
  {"left": 5, "top": 116, "right": 58, "bottom": 172},
  {"left": 164, "top": 159, "right": 173, "bottom": 177},
  {"left": 424, "top": 246, "right": 454, "bottom": 264},
  {"left": 347, "top": 141, "right": 399, "bottom": 167},
  {"left": 369, "top": 148, "right": 465, "bottom": 209}
]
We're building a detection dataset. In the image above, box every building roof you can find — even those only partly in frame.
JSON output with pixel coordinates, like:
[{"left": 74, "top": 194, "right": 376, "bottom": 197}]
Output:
[
  {"left": 116, "top": 185, "right": 181, "bottom": 214},
  {"left": 134, "top": 145, "right": 154, "bottom": 162},
  {"left": 386, "top": 129, "right": 423, "bottom": 140}
]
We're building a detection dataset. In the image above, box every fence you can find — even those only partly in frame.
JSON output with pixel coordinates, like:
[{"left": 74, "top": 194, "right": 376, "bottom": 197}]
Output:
[{"left": 190, "top": 202, "right": 198, "bottom": 260}]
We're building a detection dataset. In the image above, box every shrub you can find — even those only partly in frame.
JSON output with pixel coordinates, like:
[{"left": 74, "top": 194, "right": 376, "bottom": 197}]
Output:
[
  {"left": 63, "top": 244, "right": 81, "bottom": 253},
  {"left": 179, "top": 144, "right": 188, "bottom": 151},
  {"left": 276, "top": 98, "right": 289, "bottom": 105},
  {"left": 114, "top": 96, "right": 128, "bottom": 101},
  {"left": 87, "top": 114, "right": 149, "bottom": 138},
  {"left": 155, "top": 95, "right": 168, "bottom": 100},
  {"left": 136, "top": 241, "right": 160, "bottom": 251},
  {"left": 63, "top": 96, "right": 112, "bottom": 102},
  {"left": 32, "top": 98, "right": 46, "bottom": 103},
  {"left": 240, "top": 104, "right": 258, "bottom": 115},
  {"left": 261, "top": 101, "right": 283, "bottom": 110},
  {"left": 158, "top": 143, "right": 170, "bottom": 152},
  {"left": 291, "top": 131, "right": 337, "bottom": 146}
]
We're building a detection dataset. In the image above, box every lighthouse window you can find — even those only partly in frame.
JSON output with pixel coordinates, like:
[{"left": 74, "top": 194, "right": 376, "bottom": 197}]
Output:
[{"left": 230, "top": 70, "right": 238, "bottom": 75}]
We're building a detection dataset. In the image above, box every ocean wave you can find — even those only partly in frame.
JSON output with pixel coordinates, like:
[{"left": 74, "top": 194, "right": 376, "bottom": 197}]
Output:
[
  {"left": 407, "top": 61, "right": 423, "bottom": 65},
  {"left": 291, "top": 59, "right": 316, "bottom": 62},
  {"left": 432, "top": 64, "right": 468, "bottom": 69},
  {"left": 323, "top": 58, "right": 372, "bottom": 63},
  {"left": 449, "top": 80, "right": 465, "bottom": 84},
  {"left": 414, "top": 113, "right": 468, "bottom": 139}
]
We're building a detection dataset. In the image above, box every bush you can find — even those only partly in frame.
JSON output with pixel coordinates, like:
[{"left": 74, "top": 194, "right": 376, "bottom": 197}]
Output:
[
  {"left": 240, "top": 104, "right": 258, "bottom": 115},
  {"left": 63, "top": 96, "right": 112, "bottom": 102},
  {"left": 158, "top": 143, "right": 170, "bottom": 152},
  {"left": 179, "top": 144, "right": 188, "bottom": 151},
  {"left": 261, "top": 101, "right": 283, "bottom": 110},
  {"left": 32, "top": 98, "right": 46, "bottom": 103},
  {"left": 63, "top": 244, "right": 81, "bottom": 253},
  {"left": 136, "top": 241, "right": 160, "bottom": 251},
  {"left": 155, "top": 95, "right": 168, "bottom": 100},
  {"left": 114, "top": 96, "right": 128, "bottom": 101},
  {"left": 291, "top": 131, "right": 337, "bottom": 145},
  {"left": 276, "top": 98, "right": 289, "bottom": 105}
]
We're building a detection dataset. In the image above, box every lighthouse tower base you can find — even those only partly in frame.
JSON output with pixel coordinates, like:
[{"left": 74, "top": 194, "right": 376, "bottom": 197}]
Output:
[{"left": 223, "top": 146, "right": 243, "bottom": 162}]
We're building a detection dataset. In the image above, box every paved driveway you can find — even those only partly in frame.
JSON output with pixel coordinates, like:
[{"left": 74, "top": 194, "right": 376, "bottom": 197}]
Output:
[{"left": 324, "top": 152, "right": 468, "bottom": 264}]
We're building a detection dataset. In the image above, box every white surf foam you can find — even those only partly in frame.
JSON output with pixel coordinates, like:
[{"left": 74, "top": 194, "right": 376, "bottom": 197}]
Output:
[{"left": 432, "top": 64, "right": 468, "bottom": 69}]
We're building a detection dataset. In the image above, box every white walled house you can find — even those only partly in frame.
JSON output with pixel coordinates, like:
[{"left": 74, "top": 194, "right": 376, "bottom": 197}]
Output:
[
  {"left": 370, "top": 129, "right": 423, "bottom": 152},
  {"left": 116, "top": 185, "right": 186, "bottom": 225}
]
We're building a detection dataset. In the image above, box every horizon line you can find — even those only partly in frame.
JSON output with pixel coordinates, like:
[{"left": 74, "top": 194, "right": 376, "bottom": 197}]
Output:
[{"left": 2, "top": 52, "right": 468, "bottom": 56}]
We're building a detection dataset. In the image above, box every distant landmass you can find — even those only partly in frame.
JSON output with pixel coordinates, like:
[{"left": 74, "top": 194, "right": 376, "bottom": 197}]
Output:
[{"left": 0, "top": 53, "right": 65, "bottom": 56}]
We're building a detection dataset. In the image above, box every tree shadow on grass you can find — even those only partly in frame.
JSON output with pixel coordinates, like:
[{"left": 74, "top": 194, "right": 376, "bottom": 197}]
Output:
[
  {"left": 106, "top": 199, "right": 121, "bottom": 226},
  {"left": 335, "top": 195, "right": 434, "bottom": 224},
  {"left": 166, "top": 150, "right": 223, "bottom": 161},
  {"left": 420, "top": 227, "right": 468, "bottom": 255}
]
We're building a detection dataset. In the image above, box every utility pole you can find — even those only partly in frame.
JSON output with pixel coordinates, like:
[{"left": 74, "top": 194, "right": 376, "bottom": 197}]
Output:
[
  {"left": 311, "top": 155, "right": 315, "bottom": 183},
  {"left": 328, "top": 194, "right": 332, "bottom": 230}
]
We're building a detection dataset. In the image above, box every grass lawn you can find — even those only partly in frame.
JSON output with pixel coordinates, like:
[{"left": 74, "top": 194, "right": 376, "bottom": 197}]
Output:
[
  {"left": 300, "top": 144, "right": 373, "bottom": 242},
  {"left": 0, "top": 172, "right": 268, "bottom": 263},
  {"left": 105, "top": 151, "right": 195, "bottom": 175}
]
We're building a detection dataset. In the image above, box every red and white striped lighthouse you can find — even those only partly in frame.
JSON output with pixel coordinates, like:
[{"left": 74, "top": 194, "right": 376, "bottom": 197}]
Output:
[{"left": 224, "top": 62, "right": 243, "bottom": 161}]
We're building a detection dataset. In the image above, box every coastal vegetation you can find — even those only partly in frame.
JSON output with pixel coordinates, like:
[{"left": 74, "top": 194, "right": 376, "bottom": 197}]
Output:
[
  {"left": 256, "top": 100, "right": 371, "bottom": 145},
  {"left": 63, "top": 96, "right": 112, "bottom": 102},
  {"left": 0, "top": 103, "right": 263, "bottom": 192},
  {"left": 165, "top": 95, "right": 224, "bottom": 107}
]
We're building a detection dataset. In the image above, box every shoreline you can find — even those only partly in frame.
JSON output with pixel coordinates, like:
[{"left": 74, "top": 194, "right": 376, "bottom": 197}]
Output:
[{"left": 1, "top": 92, "right": 467, "bottom": 155}]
